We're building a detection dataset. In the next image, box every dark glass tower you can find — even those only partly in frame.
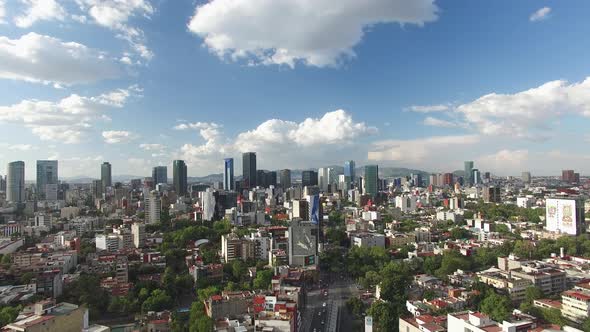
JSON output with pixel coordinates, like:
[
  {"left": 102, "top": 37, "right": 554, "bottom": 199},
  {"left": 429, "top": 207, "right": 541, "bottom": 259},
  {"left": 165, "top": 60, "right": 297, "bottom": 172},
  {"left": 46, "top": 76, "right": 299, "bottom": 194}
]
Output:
[
  {"left": 173, "top": 160, "right": 188, "bottom": 196},
  {"left": 242, "top": 152, "right": 256, "bottom": 189}
]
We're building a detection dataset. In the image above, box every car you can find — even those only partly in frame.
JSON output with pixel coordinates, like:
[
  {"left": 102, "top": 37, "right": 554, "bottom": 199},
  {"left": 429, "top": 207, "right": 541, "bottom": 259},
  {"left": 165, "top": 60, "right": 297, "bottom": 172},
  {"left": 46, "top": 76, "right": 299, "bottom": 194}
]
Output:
[
  {"left": 322, "top": 302, "right": 327, "bottom": 307},
  {"left": 321, "top": 321, "right": 325, "bottom": 325}
]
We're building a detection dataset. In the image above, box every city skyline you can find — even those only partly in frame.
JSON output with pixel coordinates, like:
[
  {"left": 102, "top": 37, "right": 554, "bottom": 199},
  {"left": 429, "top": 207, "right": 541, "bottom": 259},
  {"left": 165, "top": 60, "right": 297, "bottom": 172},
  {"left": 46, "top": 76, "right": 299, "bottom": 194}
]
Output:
[{"left": 1, "top": 1, "right": 590, "bottom": 177}]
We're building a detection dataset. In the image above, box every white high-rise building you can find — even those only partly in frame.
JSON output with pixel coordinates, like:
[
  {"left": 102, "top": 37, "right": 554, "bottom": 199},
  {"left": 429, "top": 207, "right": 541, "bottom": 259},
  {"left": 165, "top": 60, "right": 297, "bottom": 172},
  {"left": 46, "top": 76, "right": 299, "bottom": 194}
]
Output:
[
  {"left": 7, "top": 161, "right": 25, "bottom": 203},
  {"left": 144, "top": 190, "right": 161, "bottom": 224},
  {"left": 202, "top": 189, "right": 216, "bottom": 221},
  {"left": 131, "top": 222, "right": 146, "bottom": 248}
]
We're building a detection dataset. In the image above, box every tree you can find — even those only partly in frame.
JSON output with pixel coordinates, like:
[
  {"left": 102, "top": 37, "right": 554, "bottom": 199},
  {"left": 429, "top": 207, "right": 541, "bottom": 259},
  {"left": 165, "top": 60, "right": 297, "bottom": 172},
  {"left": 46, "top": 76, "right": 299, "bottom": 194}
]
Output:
[
  {"left": 524, "top": 286, "right": 544, "bottom": 304},
  {"left": 346, "top": 297, "right": 365, "bottom": 318},
  {"left": 231, "top": 260, "right": 246, "bottom": 281},
  {"left": 480, "top": 292, "right": 512, "bottom": 322},
  {"left": 189, "top": 301, "right": 213, "bottom": 332},
  {"left": 197, "top": 286, "right": 219, "bottom": 301},
  {"left": 0, "top": 306, "right": 20, "bottom": 326},
  {"left": 253, "top": 269, "right": 273, "bottom": 290},
  {"left": 142, "top": 289, "right": 173, "bottom": 313},
  {"left": 582, "top": 318, "right": 590, "bottom": 331},
  {"left": 367, "top": 301, "right": 397, "bottom": 332}
]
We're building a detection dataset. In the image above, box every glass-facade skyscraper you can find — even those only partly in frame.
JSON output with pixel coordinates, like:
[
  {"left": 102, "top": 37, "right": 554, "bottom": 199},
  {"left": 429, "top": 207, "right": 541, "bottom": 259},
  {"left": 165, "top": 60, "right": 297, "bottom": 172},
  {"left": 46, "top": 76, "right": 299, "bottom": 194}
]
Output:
[
  {"left": 224, "top": 158, "right": 234, "bottom": 191},
  {"left": 280, "top": 169, "right": 291, "bottom": 188},
  {"left": 36, "top": 160, "right": 58, "bottom": 200},
  {"left": 152, "top": 166, "right": 167, "bottom": 185},
  {"left": 173, "top": 160, "right": 188, "bottom": 196},
  {"left": 464, "top": 161, "right": 474, "bottom": 186},
  {"left": 364, "top": 165, "right": 379, "bottom": 197},
  {"left": 344, "top": 160, "right": 355, "bottom": 188},
  {"left": 7, "top": 161, "right": 25, "bottom": 203},
  {"left": 101, "top": 162, "right": 112, "bottom": 191},
  {"left": 242, "top": 152, "right": 256, "bottom": 189}
]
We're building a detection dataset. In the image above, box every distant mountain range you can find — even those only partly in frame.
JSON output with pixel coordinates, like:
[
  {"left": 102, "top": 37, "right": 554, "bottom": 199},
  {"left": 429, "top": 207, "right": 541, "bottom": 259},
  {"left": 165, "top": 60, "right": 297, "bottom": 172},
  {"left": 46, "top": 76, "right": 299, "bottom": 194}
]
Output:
[{"left": 61, "top": 167, "right": 456, "bottom": 184}]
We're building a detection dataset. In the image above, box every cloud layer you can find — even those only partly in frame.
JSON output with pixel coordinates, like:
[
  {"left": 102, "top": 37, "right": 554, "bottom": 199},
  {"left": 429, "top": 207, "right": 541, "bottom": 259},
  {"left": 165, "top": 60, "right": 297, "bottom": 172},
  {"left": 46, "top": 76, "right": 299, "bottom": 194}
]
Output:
[
  {"left": 530, "top": 7, "right": 551, "bottom": 22},
  {"left": 0, "top": 32, "right": 121, "bottom": 86},
  {"left": 188, "top": 0, "right": 438, "bottom": 67},
  {"left": 0, "top": 86, "right": 140, "bottom": 143},
  {"left": 177, "top": 110, "right": 376, "bottom": 173}
]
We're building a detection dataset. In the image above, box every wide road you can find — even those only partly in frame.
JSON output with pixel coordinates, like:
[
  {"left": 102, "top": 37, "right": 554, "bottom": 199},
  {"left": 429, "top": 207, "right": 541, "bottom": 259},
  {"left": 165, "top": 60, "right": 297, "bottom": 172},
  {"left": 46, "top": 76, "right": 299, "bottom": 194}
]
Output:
[{"left": 302, "top": 270, "right": 359, "bottom": 332}]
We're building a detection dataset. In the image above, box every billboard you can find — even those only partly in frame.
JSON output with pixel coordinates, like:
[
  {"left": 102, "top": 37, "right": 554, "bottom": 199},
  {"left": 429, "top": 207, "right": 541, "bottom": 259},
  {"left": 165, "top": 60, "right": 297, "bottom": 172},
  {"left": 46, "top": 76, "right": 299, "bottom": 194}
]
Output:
[
  {"left": 546, "top": 198, "right": 578, "bottom": 235},
  {"left": 310, "top": 194, "right": 320, "bottom": 224}
]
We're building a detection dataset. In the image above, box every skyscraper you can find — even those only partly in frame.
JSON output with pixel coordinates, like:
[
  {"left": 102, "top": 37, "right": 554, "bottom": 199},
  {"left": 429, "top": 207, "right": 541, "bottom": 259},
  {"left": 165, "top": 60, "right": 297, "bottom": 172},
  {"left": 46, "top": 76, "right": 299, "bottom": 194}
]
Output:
[
  {"left": 36, "top": 160, "right": 58, "bottom": 200},
  {"left": 302, "top": 170, "right": 318, "bottom": 187},
  {"left": 173, "top": 160, "right": 188, "bottom": 196},
  {"left": 344, "top": 160, "right": 356, "bottom": 186},
  {"left": 242, "top": 152, "right": 256, "bottom": 189},
  {"left": 7, "top": 161, "right": 25, "bottom": 203},
  {"left": 152, "top": 166, "right": 167, "bottom": 185},
  {"left": 562, "top": 170, "right": 576, "bottom": 183},
  {"left": 464, "top": 161, "right": 474, "bottom": 186},
  {"left": 224, "top": 158, "right": 234, "bottom": 191},
  {"left": 101, "top": 162, "right": 112, "bottom": 191},
  {"left": 522, "top": 171, "right": 531, "bottom": 184},
  {"left": 280, "top": 169, "right": 291, "bottom": 188},
  {"left": 145, "top": 190, "right": 162, "bottom": 224},
  {"left": 364, "top": 165, "right": 379, "bottom": 197}
]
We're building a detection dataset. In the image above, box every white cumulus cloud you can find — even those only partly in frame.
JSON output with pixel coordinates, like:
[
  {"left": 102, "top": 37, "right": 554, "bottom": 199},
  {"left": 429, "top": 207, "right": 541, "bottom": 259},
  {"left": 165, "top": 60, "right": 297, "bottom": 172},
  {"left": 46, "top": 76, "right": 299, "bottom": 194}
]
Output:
[
  {"left": 102, "top": 130, "right": 138, "bottom": 144},
  {"left": 423, "top": 116, "right": 457, "bottom": 128},
  {"left": 76, "top": 0, "right": 154, "bottom": 60},
  {"left": 0, "top": 32, "right": 122, "bottom": 86},
  {"left": 177, "top": 109, "right": 377, "bottom": 174},
  {"left": 455, "top": 77, "right": 590, "bottom": 140},
  {"left": 0, "top": 86, "right": 140, "bottom": 143},
  {"left": 368, "top": 135, "right": 480, "bottom": 165},
  {"left": 530, "top": 7, "right": 551, "bottom": 22},
  {"left": 14, "top": 0, "right": 66, "bottom": 28},
  {"left": 188, "top": 0, "right": 438, "bottom": 67},
  {"left": 407, "top": 104, "right": 449, "bottom": 113}
]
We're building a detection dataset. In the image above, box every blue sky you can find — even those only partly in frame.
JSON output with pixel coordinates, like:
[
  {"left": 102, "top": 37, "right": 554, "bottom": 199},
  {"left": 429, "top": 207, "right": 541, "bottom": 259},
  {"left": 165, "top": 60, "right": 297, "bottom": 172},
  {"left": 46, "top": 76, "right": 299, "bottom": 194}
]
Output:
[{"left": 0, "top": 0, "right": 589, "bottom": 178}]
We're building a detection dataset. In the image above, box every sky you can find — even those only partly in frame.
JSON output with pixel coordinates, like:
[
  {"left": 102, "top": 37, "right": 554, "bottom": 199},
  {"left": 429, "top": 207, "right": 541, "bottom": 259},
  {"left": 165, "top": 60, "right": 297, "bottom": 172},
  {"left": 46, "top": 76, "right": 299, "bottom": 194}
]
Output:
[{"left": 0, "top": 0, "right": 590, "bottom": 179}]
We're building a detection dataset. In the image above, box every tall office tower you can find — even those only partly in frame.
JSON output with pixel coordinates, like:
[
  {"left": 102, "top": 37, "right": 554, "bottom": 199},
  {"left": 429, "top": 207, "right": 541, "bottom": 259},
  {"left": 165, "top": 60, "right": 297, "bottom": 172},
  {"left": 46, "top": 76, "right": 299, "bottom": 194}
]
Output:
[
  {"left": 152, "top": 166, "right": 167, "bottom": 185},
  {"left": 344, "top": 160, "right": 356, "bottom": 185},
  {"left": 144, "top": 190, "right": 162, "bottom": 224},
  {"left": 483, "top": 186, "right": 501, "bottom": 203},
  {"left": 429, "top": 174, "right": 437, "bottom": 187},
  {"left": 364, "top": 165, "right": 379, "bottom": 197},
  {"left": 131, "top": 222, "right": 146, "bottom": 248},
  {"left": 101, "top": 162, "right": 112, "bottom": 191},
  {"left": 173, "top": 160, "right": 188, "bottom": 196},
  {"left": 7, "top": 161, "right": 25, "bottom": 203},
  {"left": 464, "top": 161, "right": 474, "bottom": 186},
  {"left": 302, "top": 170, "right": 318, "bottom": 187},
  {"left": 0, "top": 175, "right": 6, "bottom": 192},
  {"left": 266, "top": 171, "right": 277, "bottom": 187},
  {"left": 256, "top": 170, "right": 267, "bottom": 188},
  {"left": 472, "top": 169, "right": 481, "bottom": 185},
  {"left": 91, "top": 179, "right": 103, "bottom": 200},
  {"left": 36, "top": 160, "right": 58, "bottom": 200},
  {"left": 242, "top": 152, "right": 257, "bottom": 189},
  {"left": 443, "top": 173, "right": 454, "bottom": 186},
  {"left": 562, "top": 170, "right": 575, "bottom": 183},
  {"left": 522, "top": 171, "right": 531, "bottom": 184},
  {"left": 318, "top": 168, "right": 328, "bottom": 191},
  {"left": 224, "top": 158, "right": 234, "bottom": 191},
  {"left": 280, "top": 169, "right": 291, "bottom": 188}
]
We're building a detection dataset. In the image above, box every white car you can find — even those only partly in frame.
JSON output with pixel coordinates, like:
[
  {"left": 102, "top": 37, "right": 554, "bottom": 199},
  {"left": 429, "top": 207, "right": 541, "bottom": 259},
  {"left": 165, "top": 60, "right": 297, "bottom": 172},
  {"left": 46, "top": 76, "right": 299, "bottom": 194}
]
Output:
[{"left": 322, "top": 302, "right": 327, "bottom": 307}]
